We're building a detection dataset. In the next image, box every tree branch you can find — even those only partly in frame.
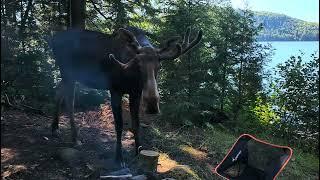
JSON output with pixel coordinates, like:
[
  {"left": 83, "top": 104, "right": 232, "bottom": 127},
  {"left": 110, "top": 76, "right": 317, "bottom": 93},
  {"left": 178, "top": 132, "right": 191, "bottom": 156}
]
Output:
[
  {"left": 19, "top": 0, "right": 33, "bottom": 36},
  {"left": 87, "top": 18, "right": 100, "bottom": 29},
  {"left": 88, "top": 0, "right": 112, "bottom": 22}
]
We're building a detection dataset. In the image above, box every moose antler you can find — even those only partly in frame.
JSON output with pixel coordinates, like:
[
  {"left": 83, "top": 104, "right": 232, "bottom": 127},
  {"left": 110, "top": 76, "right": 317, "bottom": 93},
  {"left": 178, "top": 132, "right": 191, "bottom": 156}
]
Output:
[
  {"left": 158, "top": 27, "right": 203, "bottom": 61},
  {"left": 180, "top": 27, "right": 203, "bottom": 55}
]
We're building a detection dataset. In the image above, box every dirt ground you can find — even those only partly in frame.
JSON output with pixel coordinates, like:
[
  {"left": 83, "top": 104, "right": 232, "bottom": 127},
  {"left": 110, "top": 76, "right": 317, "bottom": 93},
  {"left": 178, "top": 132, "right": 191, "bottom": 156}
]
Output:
[{"left": 1, "top": 102, "right": 218, "bottom": 180}]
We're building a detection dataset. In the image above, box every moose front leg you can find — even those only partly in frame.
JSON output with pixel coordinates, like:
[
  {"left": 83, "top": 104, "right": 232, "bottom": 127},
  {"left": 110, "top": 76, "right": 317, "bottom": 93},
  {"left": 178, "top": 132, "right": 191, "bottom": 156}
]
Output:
[
  {"left": 129, "top": 93, "right": 141, "bottom": 155},
  {"left": 110, "top": 91, "right": 125, "bottom": 166},
  {"left": 64, "top": 81, "right": 81, "bottom": 146}
]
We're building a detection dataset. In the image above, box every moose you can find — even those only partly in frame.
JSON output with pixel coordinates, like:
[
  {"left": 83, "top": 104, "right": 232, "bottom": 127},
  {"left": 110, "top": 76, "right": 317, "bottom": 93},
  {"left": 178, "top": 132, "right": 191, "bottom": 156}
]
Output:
[{"left": 50, "top": 26, "right": 203, "bottom": 165}]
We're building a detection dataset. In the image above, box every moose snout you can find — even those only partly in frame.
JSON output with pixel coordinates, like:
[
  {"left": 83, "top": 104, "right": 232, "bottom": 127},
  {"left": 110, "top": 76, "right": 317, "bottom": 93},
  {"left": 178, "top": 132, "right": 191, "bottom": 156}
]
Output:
[{"left": 143, "top": 97, "right": 160, "bottom": 114}]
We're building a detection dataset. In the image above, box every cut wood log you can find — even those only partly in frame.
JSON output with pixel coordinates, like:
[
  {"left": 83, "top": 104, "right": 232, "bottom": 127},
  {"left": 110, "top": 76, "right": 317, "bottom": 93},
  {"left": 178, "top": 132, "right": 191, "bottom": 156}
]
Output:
[{"left": 138, "top": 150, "right": 160, "bottom": 173}]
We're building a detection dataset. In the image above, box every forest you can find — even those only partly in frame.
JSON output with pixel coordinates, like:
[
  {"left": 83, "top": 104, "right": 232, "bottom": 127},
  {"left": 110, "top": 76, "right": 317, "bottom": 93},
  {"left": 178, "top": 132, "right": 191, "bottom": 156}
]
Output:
[
  {"left": 1, "top": 0, "right": 319, "bottom": 179},
  {"left": 254, "top": 11, "right": 319, "bottom": 41}
]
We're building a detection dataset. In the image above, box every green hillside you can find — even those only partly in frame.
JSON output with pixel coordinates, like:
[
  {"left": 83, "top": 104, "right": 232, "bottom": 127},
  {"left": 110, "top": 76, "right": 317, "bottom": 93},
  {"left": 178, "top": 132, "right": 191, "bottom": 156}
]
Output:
[{"left": 254, "top": 11, "right": 319, "bottom": 41}]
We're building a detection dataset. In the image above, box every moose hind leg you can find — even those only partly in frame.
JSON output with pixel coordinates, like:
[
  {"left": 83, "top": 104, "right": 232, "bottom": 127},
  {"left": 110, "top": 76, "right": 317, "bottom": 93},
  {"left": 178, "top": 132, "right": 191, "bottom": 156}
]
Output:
[
  {"left": 111, "top": 92, "right": 124, "bottom": 165},
  {"left": 52, "top": 82, "right": 64, "bottom": 136},
  {"left": 64, "top": 82, "right": 80, "bottom": 145}
]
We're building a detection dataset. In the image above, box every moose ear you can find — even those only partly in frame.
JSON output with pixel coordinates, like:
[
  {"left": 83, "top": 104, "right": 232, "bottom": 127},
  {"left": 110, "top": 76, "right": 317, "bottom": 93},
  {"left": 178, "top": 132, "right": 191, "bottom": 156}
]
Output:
[
  {"left": 158, "top": 44, "right": 182, "bottom": 61},
  {"left": 108, "top": 54, "right": 126, "bottom": 68},
  {"left": 117, "top": 28, "right": 139, "bottom": 46}
]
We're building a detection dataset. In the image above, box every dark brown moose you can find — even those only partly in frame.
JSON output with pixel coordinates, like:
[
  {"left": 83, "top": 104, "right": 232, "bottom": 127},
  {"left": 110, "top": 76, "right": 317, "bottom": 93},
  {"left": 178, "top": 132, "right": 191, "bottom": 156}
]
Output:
[{"left": 50, "top": 26, "right": 202, "bottom": 166}]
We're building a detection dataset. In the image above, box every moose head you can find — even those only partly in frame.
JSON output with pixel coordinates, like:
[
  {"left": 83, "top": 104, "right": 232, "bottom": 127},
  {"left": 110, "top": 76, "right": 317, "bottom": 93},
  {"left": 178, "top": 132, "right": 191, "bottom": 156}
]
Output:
[{"left": 109, "top": 27, "right": 203, "bottom": 114}]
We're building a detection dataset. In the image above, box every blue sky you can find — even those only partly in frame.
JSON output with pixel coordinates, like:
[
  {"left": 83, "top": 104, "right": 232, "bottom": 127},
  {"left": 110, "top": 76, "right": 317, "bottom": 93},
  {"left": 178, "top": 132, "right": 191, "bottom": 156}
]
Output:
[{"left": 231, "top": 0, "right": 319, "bottom": 23}]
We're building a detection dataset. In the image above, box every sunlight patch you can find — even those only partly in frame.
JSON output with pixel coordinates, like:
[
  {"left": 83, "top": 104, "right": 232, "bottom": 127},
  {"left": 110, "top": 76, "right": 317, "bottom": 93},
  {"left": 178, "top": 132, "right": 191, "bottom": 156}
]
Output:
[
  {"left": 179, "top": 145, "right": 207, "bottom": 161},
  {"left": 157, "top": 153, "right": 178, "bottom": 173},
  {"left": 2, "top": 164, "right": 27, "bottom": 178},
  {"left": 1, "top": 148, "right": 18, "bottom": 163}
]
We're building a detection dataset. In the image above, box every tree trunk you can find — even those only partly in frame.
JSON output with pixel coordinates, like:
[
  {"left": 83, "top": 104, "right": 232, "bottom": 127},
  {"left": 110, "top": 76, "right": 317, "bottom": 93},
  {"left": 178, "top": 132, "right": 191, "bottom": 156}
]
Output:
[
  {"left": 187, "top": 51, "right": 191, "bottom": 103},
  {"left": 220, "top": 62, "right": 227, "bottom": 111},
  {"left": 238, "top": 60, "right": 243, "bottom": 107},
  {"left": 70, "top": 0, "right": 86, "bottom": 29},
  {"left": 232, "top": 59, "right": 243, "bottom": 122},
  {"left": 113, "top": 1, "right": 127, "bottom": 29},
  {"left": 19, "top": 0, "right": 32, "bottom": 36}
]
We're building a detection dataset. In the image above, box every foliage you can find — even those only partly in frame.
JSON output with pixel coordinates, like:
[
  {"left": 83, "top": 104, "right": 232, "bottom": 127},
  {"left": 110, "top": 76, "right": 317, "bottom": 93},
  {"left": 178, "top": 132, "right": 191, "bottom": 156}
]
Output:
[
  {"left": 270, "top": 54, "right": 319, "bottom": 153},
  {"left": 157, "top": 1, "right": 271, "bottom": 126},
  {"left": 1, "top": 0, "right": 59, "bottom": 111},
  {"left": 251, "top": 95, "right": 280, "bottom": 126}
]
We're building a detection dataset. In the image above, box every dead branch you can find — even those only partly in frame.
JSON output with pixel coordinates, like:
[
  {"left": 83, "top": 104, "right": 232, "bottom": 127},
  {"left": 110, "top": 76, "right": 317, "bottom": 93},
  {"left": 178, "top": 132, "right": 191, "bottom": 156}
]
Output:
[
  {"left": 5, "top": 93, "right": 12, "bottom": 106},
  {"left": 2, "top": 95, "right": 51, "bottom": 118}
]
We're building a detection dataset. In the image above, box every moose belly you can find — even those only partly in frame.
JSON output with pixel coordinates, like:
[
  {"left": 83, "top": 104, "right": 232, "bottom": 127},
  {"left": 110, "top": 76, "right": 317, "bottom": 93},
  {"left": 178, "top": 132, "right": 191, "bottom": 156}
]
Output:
[{"left": 74, "top": 70, "right": 110, "bottom": 90}]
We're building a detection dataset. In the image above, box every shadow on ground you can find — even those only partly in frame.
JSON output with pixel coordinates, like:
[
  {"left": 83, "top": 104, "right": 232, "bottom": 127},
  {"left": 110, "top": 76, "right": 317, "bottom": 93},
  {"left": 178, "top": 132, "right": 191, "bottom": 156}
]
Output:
[{"left": 1, "top": 102, "right": 222, "bottom": 179}]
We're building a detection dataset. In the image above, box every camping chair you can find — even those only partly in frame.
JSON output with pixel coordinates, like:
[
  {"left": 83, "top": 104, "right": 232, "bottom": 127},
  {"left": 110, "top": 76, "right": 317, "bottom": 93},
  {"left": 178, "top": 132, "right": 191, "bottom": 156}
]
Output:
[{"left": 214, "top": 134, "right": 293, "bottom": 180}]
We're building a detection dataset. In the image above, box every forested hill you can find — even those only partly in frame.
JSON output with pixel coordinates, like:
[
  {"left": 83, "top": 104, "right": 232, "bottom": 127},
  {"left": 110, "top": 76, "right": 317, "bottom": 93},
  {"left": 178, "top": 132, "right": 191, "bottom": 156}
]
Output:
[{"left": 254, "top": 11, "right": 319, "bottom": 41}]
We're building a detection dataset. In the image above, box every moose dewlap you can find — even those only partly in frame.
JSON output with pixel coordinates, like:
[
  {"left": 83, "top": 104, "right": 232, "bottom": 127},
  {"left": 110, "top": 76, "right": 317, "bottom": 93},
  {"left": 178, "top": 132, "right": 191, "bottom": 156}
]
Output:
[{"left": 214, "top": 134, "right": 293, "bottom": 180}]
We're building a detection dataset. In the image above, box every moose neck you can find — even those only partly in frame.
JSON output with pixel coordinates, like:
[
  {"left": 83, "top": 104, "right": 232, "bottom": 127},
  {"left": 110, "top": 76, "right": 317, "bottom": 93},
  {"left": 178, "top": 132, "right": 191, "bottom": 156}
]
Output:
[{"left": 107, "top": 62, "right": 143, "bottom": 93}]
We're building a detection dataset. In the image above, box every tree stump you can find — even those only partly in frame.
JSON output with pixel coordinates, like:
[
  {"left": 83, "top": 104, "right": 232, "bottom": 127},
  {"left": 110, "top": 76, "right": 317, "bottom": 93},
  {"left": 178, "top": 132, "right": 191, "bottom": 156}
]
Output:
[{"left": 138, "top": 150, "right": 159, "bottom": 173}]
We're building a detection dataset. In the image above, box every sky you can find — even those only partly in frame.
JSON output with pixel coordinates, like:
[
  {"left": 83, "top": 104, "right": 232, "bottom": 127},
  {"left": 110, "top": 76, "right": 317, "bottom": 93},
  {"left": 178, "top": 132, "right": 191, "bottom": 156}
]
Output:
[{"left": 231, "top": 0, "right": 319, "bottom": 23}]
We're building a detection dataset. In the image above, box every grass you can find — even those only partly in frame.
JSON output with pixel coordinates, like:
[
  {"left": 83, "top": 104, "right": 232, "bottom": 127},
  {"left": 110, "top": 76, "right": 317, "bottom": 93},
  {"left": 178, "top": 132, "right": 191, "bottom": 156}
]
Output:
[{"left": 144, "top": 119, "right": 319, "bottom": 179}]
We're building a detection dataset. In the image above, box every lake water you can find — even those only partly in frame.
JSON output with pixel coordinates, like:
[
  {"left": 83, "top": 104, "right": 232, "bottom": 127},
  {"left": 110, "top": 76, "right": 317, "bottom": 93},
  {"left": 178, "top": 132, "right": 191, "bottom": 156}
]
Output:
[{"left": 259, "top": 41, "right": 319, "bottom": 70}]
